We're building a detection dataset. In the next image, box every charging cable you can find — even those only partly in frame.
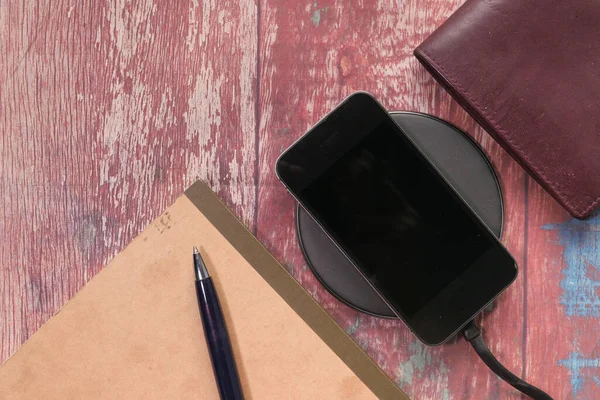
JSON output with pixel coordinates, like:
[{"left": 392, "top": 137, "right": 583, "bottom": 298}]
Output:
[{"left": 462, "top": 321, "right": 553, "bottom": 399}]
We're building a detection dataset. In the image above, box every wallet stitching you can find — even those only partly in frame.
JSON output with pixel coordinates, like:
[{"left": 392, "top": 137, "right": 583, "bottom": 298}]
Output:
[{"left": 418, "top": 49, "right": 600, "bottom": 217}]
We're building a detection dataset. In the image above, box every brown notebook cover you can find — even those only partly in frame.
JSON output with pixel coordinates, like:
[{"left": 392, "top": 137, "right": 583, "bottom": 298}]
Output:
[
  {"left": 0, "top": 181, "right": 408, "bottom": 399},
  {"left": 414, "top": 0, "right": 600, "bottom": 219}
]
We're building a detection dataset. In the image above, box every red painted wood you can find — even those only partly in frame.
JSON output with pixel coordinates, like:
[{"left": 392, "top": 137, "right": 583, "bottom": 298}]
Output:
[
  {"left": 0, "top": 0, "right": 257, "bottom": 362},
  {"left": 256, "top": 1, "right": 530, "bottom": 399},
  {"left": 1, "top": 0, "right": 592, "bottom": 398},
  {"left": 526, "top": 181, "right": 600, "bottom": 399},
  {"left": 525, "top": 183, "right": 574, "bottom": 399}
]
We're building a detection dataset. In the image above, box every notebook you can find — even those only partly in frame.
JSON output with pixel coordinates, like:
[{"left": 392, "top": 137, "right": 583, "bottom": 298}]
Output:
[
  {"left": 414, "top": 0, "right": 600, "bottom": 219},
  {"left": 0, "top": 180, "right": 408, "bottom": 399}
]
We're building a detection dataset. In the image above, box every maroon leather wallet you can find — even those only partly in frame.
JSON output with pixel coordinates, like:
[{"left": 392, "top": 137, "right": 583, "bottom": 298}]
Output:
[{"left": 414, "top": 0, "right": 600, "bottom": 219}]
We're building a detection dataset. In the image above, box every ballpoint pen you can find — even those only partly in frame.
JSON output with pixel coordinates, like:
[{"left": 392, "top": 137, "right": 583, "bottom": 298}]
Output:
[{"left": 193, "top": 246, "right": 245, "bottom": 400}]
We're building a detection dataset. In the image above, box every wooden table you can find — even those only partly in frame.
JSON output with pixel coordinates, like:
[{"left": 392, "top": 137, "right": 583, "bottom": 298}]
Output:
[{"left": 1, "top": 1, "right": 596, "bottom": 398}]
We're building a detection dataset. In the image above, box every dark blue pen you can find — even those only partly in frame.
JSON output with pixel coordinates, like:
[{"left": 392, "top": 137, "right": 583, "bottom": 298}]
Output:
[{"left": 193, "top": 246, "right": 245, "bottom": 400}]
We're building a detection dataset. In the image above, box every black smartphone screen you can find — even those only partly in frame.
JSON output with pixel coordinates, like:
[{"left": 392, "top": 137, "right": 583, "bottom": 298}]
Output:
[
  {"left": 277, "top": 93, "right": 517, "bottom": 344},
  {"left": 301, "top": 120, "right": 490, "bottom": 316}
]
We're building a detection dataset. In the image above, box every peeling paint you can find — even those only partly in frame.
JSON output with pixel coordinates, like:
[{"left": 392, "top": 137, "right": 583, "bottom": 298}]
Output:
[
  {"left": 311, "top": 9, "right": 321, "bottom": 26},
  {"left": 543, "top": 214, "right": 600, "bottom": 317},
  {"left": 310, "top": 1, "right": 327, "bottom": 27},
  {"left": 184, "top": 69, "right": 223, "bottom": 193},
  {"left": 346, "top": 316, "right": 360, "bottom": 335},
  {"left": 154, "top": 88, "right": 175, "bottom": 130},
  {"left": 397, "top": 341, "right": 432, "bottom": 385},
  {"left": 396, "top": 340, "right": 451, "bottom": 398},
  {"left": 559, "top": 352, "right": 600, "bottom": 396},
  {"left": 186, "top": 0, "right": 199, "bottom": 51}
]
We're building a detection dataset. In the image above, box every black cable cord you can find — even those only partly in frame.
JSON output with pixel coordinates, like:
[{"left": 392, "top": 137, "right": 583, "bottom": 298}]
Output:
[{"left": 462, "top": 321, "right": 553, "bottom": 400}]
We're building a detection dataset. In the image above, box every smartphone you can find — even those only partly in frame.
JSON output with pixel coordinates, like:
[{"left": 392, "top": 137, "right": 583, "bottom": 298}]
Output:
[{"left": 276, "top": 92, "right": 517, "bottom": 345}]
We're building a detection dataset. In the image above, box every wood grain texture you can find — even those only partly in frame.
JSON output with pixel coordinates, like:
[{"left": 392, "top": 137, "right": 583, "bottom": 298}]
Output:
[
  {"left": 0, "top": 0, "right": 258, "bottom": 362},
  {"left": 1, "top": 0, "right": 595, "bottom": 398}
]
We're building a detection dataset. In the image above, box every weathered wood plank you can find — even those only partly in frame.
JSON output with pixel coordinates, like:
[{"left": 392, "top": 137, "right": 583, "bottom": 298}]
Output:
[
  {"left": 256, "top": 0, "right": 527, "bottom": 398},
  {"left": 0, "top": 0, "right": 258, "bottom": 363},
  {"left": 527, "top": 180, "right": 600, "bottom": 399}
]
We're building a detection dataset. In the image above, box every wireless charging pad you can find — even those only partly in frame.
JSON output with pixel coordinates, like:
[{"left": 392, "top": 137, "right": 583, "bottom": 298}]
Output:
[{"left": 296, "top": 111, "right": 504, "bottom": 318}]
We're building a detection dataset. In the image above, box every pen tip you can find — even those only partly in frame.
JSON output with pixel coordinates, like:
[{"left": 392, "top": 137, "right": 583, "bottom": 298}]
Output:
[{"left": 193, "top": 247, "right": 209, "bottom": 280}]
